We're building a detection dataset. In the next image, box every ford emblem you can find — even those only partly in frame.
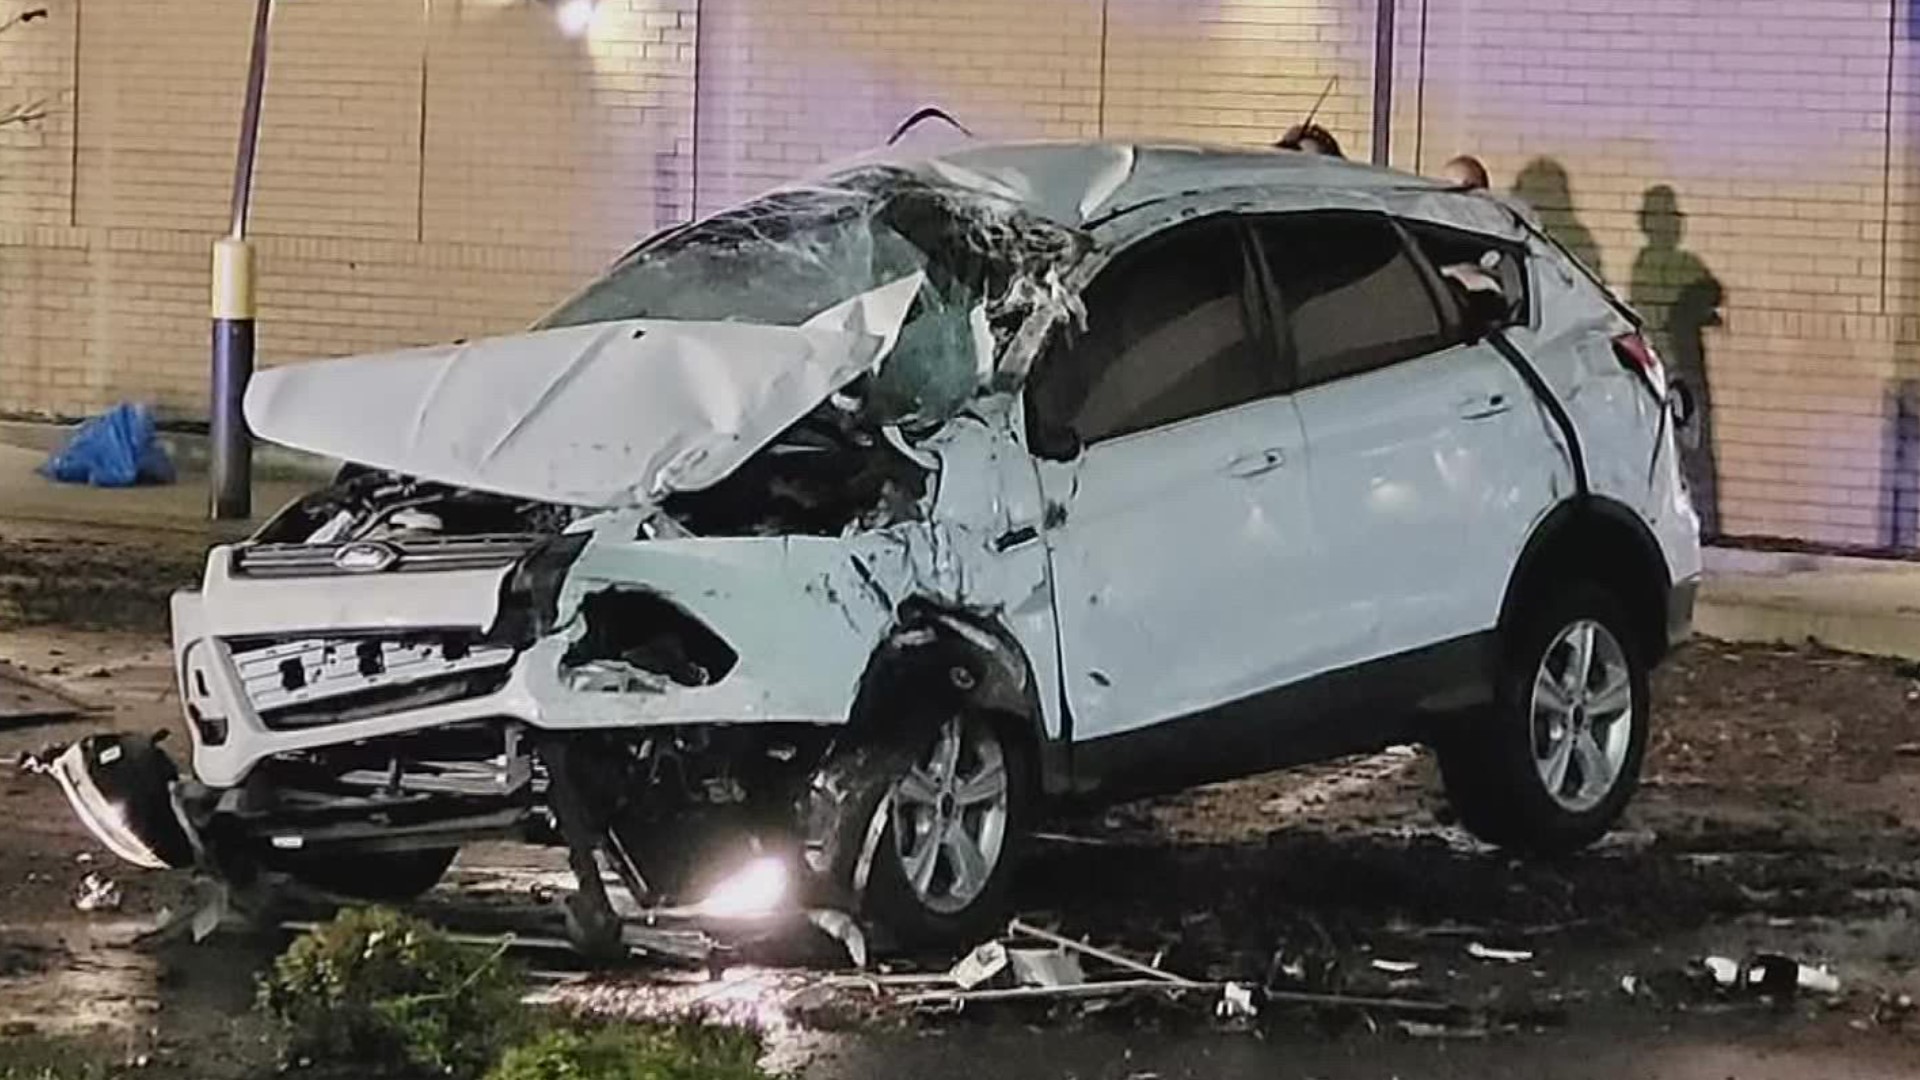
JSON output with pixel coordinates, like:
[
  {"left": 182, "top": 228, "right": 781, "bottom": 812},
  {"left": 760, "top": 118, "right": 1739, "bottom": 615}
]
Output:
[{"left": 333, "top": 541, "right": 400, "bottom": 573}]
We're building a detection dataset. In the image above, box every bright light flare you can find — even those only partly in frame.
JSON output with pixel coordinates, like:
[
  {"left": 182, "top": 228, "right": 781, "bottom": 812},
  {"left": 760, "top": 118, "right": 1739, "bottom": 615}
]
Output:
[
  {"left": 553, "top": 0, "right": 596, "bottom": 38},
  {"left": 695, "top": 857, "right": 789, "bottom": 920}
]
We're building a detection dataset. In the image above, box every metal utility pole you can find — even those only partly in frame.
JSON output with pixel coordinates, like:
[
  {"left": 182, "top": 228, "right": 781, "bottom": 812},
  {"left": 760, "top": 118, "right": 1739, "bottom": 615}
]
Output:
[
  {"left": 211, "top": 0, "right": 273, "bottom": 521},
  {"left": 1371, "top": 0, "right": 1395, "bottom": 167}
]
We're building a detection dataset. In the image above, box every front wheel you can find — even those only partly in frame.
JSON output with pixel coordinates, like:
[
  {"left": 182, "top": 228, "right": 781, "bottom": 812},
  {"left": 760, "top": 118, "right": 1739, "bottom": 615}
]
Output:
[
  {"left": 1438, "top": 584, "right": 1650, "bottom": 856},
  {"left": 803, "top": 710, "right": 1031, "bottom": 948}
]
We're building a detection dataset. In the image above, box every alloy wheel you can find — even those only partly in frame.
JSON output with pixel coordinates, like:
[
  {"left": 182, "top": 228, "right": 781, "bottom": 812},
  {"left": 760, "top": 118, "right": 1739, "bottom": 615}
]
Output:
[
  {"left": 889, "top": 715, "right": 1011, "bottom": 915},
  {"left": 1530, "top": 619, "right": 1635, "bottom": 813}
]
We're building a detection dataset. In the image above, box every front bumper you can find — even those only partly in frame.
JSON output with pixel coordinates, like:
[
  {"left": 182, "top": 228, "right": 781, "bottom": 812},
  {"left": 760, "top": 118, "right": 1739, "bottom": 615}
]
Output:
[
  {"left": 171, "top": 530, "right": 919, "bottom": 789},
  {"left": 173, "top": 547, "right": 538, "bottom": 788}
]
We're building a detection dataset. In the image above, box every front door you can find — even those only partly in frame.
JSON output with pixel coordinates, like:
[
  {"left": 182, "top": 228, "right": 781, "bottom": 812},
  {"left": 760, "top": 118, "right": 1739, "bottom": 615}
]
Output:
[{"left": 1023, "top": 218, "right": 1320, "bottom": 751}]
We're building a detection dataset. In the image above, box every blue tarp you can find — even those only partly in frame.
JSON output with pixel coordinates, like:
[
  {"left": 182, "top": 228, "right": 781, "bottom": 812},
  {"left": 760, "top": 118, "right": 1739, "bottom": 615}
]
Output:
[{"left": 39, "top": 403, "right": 176, "bottom": 488}]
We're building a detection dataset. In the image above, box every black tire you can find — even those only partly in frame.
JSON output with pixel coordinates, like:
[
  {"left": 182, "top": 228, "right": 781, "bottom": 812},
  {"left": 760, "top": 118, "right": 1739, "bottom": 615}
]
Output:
[
  {"left": 801, "top": 708, "right": 1033, "bottom": 949},
  {"left": 276, "top": 847, "right": 459, "bottom": 902},
  {"left": 1437, "top": 583, "right": 1650, "bottom": 857}
]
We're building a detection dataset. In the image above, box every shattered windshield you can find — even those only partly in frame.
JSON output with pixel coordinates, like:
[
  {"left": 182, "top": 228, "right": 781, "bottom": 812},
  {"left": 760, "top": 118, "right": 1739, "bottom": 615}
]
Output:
[{"left": 536, "top": 166, "right": 1088, "bottom": 426}]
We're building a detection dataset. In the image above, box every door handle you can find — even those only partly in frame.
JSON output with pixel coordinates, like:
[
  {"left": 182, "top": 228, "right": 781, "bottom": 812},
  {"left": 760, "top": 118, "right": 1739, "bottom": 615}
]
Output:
[
  {"left": 1459, "top": 393, "right": 1511, "bottom": 420},
  {"left": 1226, "top": 447, "right": 1288, "bottom": 478},
  {"left": 992, "top": 525, "right": 1039, "bottom": 552}
]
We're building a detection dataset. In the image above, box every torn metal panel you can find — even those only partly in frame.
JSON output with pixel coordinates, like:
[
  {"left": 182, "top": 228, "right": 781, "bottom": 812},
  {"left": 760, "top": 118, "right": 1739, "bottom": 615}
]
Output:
[
  {"left": 517, "top": 527, "right": 924, "bottom": 728},
  {"left": 245, "top": 276, "right": 922, "bottom": 511}
]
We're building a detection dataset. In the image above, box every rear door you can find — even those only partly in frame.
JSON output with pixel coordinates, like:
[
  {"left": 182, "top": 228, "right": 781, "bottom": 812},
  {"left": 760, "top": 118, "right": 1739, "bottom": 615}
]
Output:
[
  {"left": 1255, "top": 211, "right": 1565, "bottom": 671},
  {"left": 1024, "top": 217, "right": 1321, "bottom": 747}
]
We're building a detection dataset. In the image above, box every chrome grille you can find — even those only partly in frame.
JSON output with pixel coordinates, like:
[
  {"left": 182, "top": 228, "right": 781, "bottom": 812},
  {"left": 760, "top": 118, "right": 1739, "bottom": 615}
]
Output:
[{"left": 232, "top": 534, "right": 543, "bottom": 578}]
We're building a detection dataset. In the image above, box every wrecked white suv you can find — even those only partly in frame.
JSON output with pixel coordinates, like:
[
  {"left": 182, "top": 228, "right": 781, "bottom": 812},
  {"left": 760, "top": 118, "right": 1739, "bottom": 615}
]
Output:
[{"left": 53, "top": 141, "right": 1701, "bottom": 954}]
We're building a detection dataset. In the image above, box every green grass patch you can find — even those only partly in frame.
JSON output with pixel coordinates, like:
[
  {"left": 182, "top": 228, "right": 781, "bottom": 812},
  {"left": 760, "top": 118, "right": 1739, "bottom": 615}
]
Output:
[
  {"left": 487, "top": 1020, "right": 772, "bottom": 1080},
  {"left": 258, "top": 908, "right": 777, "bottom": 1080},
  {"left": 258, "top": 906, "right": 527, "bottom": 1079}
]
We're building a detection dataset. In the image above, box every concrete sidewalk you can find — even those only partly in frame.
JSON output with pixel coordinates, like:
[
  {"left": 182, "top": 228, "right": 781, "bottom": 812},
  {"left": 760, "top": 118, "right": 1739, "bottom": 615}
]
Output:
[
  {"left": 1697, "top": 547, "right": 1920, "bottom": 662},
  {"left": 0, "top": 443, "right": 312, "bottom": 538}
]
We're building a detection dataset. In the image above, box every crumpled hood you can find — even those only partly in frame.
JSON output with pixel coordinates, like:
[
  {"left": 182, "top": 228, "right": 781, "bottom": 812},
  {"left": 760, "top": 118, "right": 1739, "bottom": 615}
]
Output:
[{"left": 245, "top": 274, "right": 924, "bottom": 508}]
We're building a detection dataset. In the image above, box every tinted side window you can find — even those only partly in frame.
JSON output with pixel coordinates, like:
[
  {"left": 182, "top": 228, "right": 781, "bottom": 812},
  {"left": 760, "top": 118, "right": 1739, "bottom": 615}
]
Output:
[
  {"left": 1255, "top": 214, "right": 1450, "bottom": 387},
  {"left": 1027, "top": 220, "right": 1273, "bottom": 447}
]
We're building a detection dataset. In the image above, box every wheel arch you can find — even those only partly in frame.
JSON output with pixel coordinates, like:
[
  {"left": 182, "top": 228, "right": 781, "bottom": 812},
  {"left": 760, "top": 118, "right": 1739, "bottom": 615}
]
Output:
[
  {"left": 1498, "top": 496, "right": 1674, "bottom": 665},
  {"left": 845, "top": 596, "right": 1067, "bottom": 796}
]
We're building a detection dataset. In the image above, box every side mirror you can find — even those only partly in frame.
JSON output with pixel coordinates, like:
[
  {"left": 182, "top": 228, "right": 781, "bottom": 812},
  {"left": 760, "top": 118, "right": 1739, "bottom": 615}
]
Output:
[{"left": 1668, "top": 378, "right": 1697, "bottom": 428}]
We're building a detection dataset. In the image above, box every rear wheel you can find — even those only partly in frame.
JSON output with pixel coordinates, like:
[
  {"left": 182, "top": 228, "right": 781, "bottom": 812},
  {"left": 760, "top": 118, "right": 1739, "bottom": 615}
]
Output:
[
  {"left": 804, "top": 709, "right": 1031, "bottom": 948},
  {"left": 276, "top": 847, "right": 459, "bottom": 902},
  {"left": 1438, "top": 583, "right": 1649, "bottom": 856}
]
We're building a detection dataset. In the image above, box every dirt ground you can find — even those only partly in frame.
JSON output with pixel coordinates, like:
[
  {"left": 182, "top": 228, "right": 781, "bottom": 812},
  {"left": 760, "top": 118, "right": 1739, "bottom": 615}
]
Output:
[{"left": 1, "top": 521, "right": 1918, "bottom": 1079}]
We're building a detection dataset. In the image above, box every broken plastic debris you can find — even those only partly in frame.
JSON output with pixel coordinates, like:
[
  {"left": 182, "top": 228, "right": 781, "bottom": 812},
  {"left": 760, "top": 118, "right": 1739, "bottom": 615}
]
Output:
[
  {"left": 804, "top": 909, "right": 868, "bottom": 970},
  {"left": 1466, "top": 942, "right": 1534, "bottom": 964},
  {"left": 1007, "top": 947, "right": 1086, "bottom": 989},
  {"left": 1398, "top": 1019, "right": 1489, "bottom": 1040},
  {"left": 1007, "top": 919, "right": 1196, "bottom": 985},
  {"left": 1371, "top": 959, "right": 1421, "bottom": 975},
  {"left": 898, "top": 977, "right": 1210, "bottom": 1010},
  {"left": 949, "top": 941, "right": 1010, "bottom": 990},
  {"left": 1216, "top": 982, "right": 1259, "bottom": 1021},
  {"left": 1701, "top": 953, "right": 1841, "bottom": 997},
  {"left": 74, "top": 872, "right": 122, "bottom": 913}
]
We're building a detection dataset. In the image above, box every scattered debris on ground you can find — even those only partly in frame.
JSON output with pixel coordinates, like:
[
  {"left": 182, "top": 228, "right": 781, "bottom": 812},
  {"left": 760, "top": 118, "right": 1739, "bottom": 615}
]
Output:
[
  {"left": 71, "top": 872, "right": 121, "bottom": 913},
  {"left": 1, "top": 616, "right": 1919, "bottom": 1075}
]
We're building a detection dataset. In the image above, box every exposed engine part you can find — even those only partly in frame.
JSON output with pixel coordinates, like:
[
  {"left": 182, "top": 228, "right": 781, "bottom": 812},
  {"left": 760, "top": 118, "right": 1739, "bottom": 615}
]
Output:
[
  {"left": 560, "top": 589, "right": 739, "bottom": 692},
  {"left": 253, "top": 468, "right": 577, "bottom": 546},
  {"left": 329, "top": 724, "right": 535, "bottom": 800},
  {"left": 259, "top": 723, "right": 537, "bottom": 802},
  {"left": 659, "top": 405, "right": 931, "bottom": 537}
]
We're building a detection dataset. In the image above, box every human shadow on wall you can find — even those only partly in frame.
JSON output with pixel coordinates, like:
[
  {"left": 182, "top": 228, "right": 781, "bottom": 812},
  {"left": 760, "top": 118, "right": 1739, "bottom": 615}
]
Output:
[
  {"left": 1629, "top": 185, "right": 1725, "bottom": 540},
  {"left": 1512, "top": 158, "right": 1607, "bottom": 285}
]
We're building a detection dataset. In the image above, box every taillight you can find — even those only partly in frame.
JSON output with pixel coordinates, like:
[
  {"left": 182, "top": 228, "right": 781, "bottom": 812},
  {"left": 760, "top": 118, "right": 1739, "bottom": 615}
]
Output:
[{"left": 1612, "top": 331, "right": 1667, "bottom": 401}]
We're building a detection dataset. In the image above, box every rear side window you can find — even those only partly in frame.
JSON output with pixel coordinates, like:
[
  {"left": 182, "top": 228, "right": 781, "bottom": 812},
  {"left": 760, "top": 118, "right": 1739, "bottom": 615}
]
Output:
[
  {"left": 1027, "top": 218, "right": 1275, "bottom": 446},
  {"left": 1401, "top": 220, "right": 1531, "bottom": 329},
  {"left": 1254, "top": 213, "right": 1452, "bottom": 388}
]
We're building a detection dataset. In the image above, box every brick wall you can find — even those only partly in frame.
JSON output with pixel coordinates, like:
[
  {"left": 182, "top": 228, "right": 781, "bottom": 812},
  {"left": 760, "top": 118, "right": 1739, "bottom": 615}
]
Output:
[
  {"left": 1406, "top": 0, "right": 1902, "bottom": 545},
  {"left": 1, "top": 0, "right": 693, "bottom": 420},
  {"left": 692, "top": 0, "right": 1105, "bottom": 214},
  {"left": 2, "top": 0, "right": 1919, "bottom": 546}
]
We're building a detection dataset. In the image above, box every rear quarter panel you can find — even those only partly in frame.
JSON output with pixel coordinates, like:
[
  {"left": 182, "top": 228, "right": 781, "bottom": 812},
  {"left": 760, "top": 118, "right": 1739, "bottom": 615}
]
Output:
[{"left": 1506, "top": 237, "right": 1700, "bottom": 585}]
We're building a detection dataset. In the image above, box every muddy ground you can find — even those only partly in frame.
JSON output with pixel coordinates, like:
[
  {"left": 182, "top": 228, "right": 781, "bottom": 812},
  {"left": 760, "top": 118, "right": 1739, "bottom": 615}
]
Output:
[{"left": 1, "top": 521, "right": 1918, "bottom": 1078}]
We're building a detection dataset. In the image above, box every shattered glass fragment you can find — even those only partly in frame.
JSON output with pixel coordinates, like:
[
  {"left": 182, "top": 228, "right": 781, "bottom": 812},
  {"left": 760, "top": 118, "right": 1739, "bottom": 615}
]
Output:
[{"left": 538, "top": 165, "right": 1089, "bottom": 430}]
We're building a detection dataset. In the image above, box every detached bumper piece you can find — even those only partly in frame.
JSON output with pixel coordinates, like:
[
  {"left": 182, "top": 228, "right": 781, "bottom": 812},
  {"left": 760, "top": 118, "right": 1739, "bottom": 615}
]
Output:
[{"left": 51, "top": 733, "right": 199, "bottom": 871}]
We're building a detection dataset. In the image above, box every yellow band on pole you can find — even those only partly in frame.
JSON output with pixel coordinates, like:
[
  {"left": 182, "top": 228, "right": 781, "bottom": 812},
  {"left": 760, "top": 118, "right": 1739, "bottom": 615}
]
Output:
[{"left": 211, "top": 237, "right": 256, "bottom": 321}]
